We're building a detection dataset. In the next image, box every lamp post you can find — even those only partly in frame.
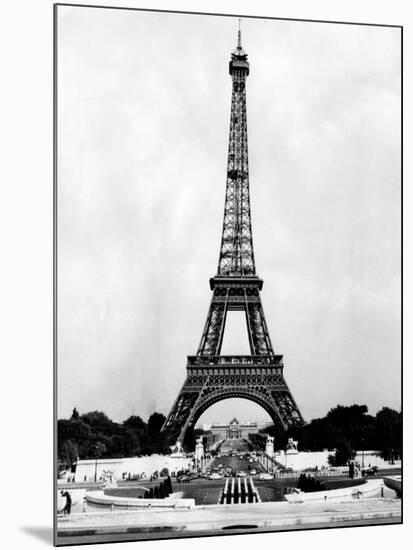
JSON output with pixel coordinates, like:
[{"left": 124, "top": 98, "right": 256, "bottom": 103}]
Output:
[
  {"left": 94, "top": 445, "right": 98, "bottom": 482},
  {"left": 94, "top": 442, "right": 104, "bottom": 483},
  {"left": 361, "top": 438, "right": 365, "bottom": 469}
]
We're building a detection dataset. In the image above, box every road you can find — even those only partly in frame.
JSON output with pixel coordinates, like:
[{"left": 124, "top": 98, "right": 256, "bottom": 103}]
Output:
[{"left": 112, "top": 439, "right": 400, "bottom": 506}]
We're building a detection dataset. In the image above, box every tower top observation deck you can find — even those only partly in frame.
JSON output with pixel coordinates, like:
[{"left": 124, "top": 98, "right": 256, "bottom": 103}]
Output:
[{"left": 229, "top": 20, "right": 249, "bottom": 76}]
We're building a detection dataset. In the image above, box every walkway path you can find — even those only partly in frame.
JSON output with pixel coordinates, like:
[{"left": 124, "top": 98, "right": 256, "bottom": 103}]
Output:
[{"left": 57, "top": 497, "right": 400, "bottom": 544}]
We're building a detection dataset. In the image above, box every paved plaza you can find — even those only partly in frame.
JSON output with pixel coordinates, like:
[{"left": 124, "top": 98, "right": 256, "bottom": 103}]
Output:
[{"left": 57, "top": 497, "right": 401, "bottom": 545}]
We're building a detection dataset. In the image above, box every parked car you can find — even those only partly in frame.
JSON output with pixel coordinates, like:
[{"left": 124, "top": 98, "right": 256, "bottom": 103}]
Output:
[
  {"left": 209, "top": 473, "right": 223, "bottom": 480},
  {"left": 259, "top": 473, "right": 273, "bottom": 480},
  {"left": 237, "top": 471, "right": 247, "bottom": 477},
  {"left": 362, "top": 466, "right": 379, "bottom": 476},
  {"left": 177, "top": 475, "right": 192, "bottom": 483},
  {"left": 250, "top": 469, "right": 257, "bottom": 475}
]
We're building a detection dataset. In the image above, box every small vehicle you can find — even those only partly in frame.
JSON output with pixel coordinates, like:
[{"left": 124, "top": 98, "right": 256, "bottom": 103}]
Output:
[
  {"left": 259, "top": 473, "right": 273, "bottom": 481},
  {"left": 248, "top": 458, "right": 253, "bottom": 463},
  {"left": 209, "top": 473, "right": 223, "bottom": 480},
  {"left": 177, "top": 475, "right": 192, "bottom": 483},
  {"left": 237, "top": 471, "right": 247, "bottom": 477},
  {"left": 250, "top": 469, "right": 257, "bottom": 475},
  {"left": 362, "top": 466, "right": 379, "bottom": 476}
]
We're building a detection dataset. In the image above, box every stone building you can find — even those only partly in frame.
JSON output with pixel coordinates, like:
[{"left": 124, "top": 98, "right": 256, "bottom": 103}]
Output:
[{"left": 203, "top": 417, "right": 273, "bottom": 441}]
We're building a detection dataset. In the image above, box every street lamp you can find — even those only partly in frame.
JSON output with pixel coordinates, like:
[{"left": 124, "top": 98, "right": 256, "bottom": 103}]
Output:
[
  {"left": 94, "top": 442, "right": 103, "bottom": 482},
  {"left": 361, "top": 438, "right": 365, "bottom": 469},
  {"left": 94, "top": 445, "right": 98, "bottom": 482}
]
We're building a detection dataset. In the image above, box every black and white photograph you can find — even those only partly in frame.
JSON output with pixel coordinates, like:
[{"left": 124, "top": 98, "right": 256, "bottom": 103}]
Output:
[{"left": 53, "top": 3, "right": 401, "bottom": 546}]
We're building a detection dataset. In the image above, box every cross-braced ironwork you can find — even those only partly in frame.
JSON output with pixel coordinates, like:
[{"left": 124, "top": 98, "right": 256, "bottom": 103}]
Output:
[{"left": 163, "top": 24, "right": 304, "bottom": 446}]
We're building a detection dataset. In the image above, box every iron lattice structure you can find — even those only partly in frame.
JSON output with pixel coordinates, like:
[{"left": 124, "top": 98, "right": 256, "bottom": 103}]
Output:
[{"left": 163, "top": 27, "right": 304, "bottom": 445}]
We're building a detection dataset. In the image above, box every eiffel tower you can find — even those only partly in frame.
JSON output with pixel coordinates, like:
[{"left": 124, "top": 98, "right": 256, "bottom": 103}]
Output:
[{"left": 163, "top": 23, "right": 304, "bottom": 446}]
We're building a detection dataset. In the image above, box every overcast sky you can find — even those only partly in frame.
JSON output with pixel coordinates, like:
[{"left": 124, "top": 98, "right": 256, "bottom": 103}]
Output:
[{"left": 57, "top": 6, "right": 401, "bottom": 426}]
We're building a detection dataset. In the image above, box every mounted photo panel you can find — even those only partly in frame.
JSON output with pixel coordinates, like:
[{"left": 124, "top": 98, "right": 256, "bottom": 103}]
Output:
[{"left": 54, "top": 4, "right": 402, "bottom": 546}]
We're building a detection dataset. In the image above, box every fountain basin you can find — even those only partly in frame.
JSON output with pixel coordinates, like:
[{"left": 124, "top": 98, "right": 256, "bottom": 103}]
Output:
[
  {"left": 85, "top": 490, "right": 195, "bottom": 509},
  {"left": 284, "top": 479, "right": 384, "bottom": 503}
]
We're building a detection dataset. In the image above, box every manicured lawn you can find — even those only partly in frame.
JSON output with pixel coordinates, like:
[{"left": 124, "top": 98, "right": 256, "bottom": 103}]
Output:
[
  {"left": 322, "top": 478, "right": 366, "bottom": 490},
  {"left": 105, "top": 487, "right": 149, "bottom": 498}
]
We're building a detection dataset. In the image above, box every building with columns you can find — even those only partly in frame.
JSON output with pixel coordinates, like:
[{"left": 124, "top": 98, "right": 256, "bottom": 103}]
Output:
[{"left": 202, "top": 418, "right": 273, "bottom": 441}]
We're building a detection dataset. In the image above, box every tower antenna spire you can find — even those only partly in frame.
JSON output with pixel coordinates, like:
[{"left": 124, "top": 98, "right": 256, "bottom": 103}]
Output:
[{"left": 238, "top": 18, "right": 242, "bottom": 48}]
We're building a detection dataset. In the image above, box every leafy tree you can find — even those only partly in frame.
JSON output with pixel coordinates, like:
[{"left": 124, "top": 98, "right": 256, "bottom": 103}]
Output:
[
  {"left": 146, "top": 413, "right": 169, "bottom": 454},
  {"left": 184, "top": 427, "right": 209, "bottom": 451},
  {"left": 326, "top": 404, "right": 368, "bottom": 429},
  {"left": 58, "top": 439, "right": 79, "bottom": 469},
  {"left": 375, "top": 407, "right": 402, "bottom": 460},
  {"left": 158, "top": 481, "right": 166, "bottom": 498},
  {"left": 328, "top": 439, "right": 356, "bottom": 466},
  {"left": 147, "top": 413, "right": 166, "bottom": 436},
  {"left": 94, "top": 441, "right": 107, "bottom": 459},
  {"left": 57, "top": 418, "right": 92, "bottom": 459},
  {"left": 124, "top": 415, "right": 147, "bottom": 433},
  {"left": 297, "top": 474, "right": 324, "bottom": 493},
  {"left": 81, "top": 411, "right": 114, "bottom": 432},
  {"left": 165, "top": 476, "right": 173, "bottom": 496},
  {"left": 123, "top": 415, "right": 149, "bottom": 456}
]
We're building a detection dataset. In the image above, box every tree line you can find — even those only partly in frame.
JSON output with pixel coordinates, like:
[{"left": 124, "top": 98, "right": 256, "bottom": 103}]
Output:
[
  {"left": 58, "top": 408, "right": 170, "bottom": 469},
  {"left": 58, "top": 404, "right": 401, "bottom": 469},
  {"left": 261, "top": 404, "right": 402, "bottom": 465}
]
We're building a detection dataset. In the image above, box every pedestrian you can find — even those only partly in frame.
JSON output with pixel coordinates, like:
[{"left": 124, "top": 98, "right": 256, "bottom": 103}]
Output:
[{"left": 60, "top": 490, "right": 72, "bottom": 515}]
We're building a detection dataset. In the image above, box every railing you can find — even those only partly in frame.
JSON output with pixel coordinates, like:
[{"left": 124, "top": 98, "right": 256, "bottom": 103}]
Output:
[
  {"left": 273, "top": 470, "right": 345, "bottom": 479},
  {"left": 187, "top": 355, "right": 283, "bottom": 366},
  {"left": 258, "top": 454, "right": 346, "bottom": 479},
  {"left": 57, "top": 481, "right": 105, "bottom": 490}
]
